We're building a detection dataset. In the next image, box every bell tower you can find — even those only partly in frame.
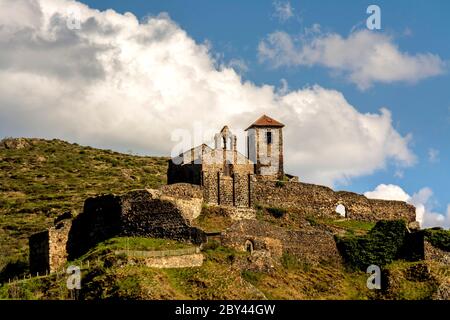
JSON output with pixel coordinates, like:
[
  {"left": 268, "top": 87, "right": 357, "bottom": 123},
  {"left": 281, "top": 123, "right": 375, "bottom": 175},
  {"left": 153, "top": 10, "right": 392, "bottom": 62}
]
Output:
[{"left": 245, "top": 115, "right": 284, "bottom": 179}]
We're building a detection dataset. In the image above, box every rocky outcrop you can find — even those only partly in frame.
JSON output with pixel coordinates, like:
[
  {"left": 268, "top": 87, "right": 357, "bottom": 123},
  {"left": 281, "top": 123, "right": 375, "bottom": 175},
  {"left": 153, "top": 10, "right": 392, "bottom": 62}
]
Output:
[{"left": 1, "top": 138, "right": 30, "bottom": 150}]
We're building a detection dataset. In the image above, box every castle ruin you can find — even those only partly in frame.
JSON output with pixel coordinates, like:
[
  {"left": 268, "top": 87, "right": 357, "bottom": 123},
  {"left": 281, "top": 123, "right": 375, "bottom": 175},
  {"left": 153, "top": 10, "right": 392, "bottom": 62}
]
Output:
[{"left": 29, "top": 114, "right": 418, "bottom": 274}]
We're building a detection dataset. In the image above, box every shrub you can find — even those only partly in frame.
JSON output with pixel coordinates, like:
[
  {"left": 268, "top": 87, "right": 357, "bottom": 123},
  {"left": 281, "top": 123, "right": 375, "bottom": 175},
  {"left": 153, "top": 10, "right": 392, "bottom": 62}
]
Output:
[
  {"left": 241, "top": 270, "right": 262, "bottom": 284},
  {"left": 275, "top": 180, "right": 285, "bottom": 188},
  {"left": 424, "top": 229, "right": 450, "bottom": 252},
  {"left": 335, "top": 220, "right": 408, "bottom": 270},
  {"left": 254, "top": 203, "right": 264, "bottom": 210},
  {"left": 267, "top": 207, "right": 287, "bottom": 218}
]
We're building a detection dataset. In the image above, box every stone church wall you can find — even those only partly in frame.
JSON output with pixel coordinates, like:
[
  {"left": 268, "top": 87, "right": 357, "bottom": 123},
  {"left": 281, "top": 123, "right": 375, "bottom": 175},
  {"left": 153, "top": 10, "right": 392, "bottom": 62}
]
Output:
[{"left": 201, "top": 172, "right": 415, "bottom": 223}]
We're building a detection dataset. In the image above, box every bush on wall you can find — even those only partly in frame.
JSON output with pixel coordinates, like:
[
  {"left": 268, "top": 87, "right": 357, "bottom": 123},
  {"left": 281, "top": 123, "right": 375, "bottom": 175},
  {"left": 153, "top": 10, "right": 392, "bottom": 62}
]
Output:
[{"left": 335, "top": 220, "right": 409, "bottom": 270}]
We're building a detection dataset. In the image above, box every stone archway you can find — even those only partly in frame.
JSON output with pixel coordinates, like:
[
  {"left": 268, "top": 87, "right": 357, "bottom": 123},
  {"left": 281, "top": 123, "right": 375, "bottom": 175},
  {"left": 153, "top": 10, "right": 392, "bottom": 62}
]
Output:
[
  {"left": 335, "top": 204, "right": 347, "bottom": 218},
  {"left": 244, "top": 239, "right": 254, "bottom": 254}
]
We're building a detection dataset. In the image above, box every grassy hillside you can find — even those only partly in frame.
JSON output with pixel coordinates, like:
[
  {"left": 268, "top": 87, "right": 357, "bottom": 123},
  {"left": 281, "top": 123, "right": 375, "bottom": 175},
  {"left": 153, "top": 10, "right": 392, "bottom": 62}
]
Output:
[
  {"left": 1, "top": 235, "right": 448, "bottom": 300},
  {"left": 0, "top": 236, "right": 373, "bottom": 300},
  {"left": 1, "top": 137, "right": 449, "bottom": 300},
  {"left": 0, "top": 138, "right": 168, "bottom": 275}
]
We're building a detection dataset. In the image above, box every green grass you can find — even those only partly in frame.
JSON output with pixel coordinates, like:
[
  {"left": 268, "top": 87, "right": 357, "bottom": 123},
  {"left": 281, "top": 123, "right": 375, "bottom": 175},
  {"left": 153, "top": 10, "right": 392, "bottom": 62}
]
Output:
[
  {"left": 320, "top": 218, "right": 375, "bottom": 235},
  {"left": 381, "top": 261, "right": 440, "bottom": 300},
  {"left": 1, "top": 138, "right": 450, "bottom": 300},
  {"left": 98, "top": 237, "right": 194, "bottom": 252},
  {"left": 1, "top": 234, "right": 448, "bottom": 300},
  {"left": 241, "top": 270, "right": 263, "bottom": 284},
  {"left": 281, "top": 253, "right": 312, "bottom": 272},
  {"left": 0, "top": 138, "right": 168, "bottom": 279},
  {"left": 162, "top": 246, "right": 259, "bottom": 300},
  {"left": 73, "top": 237, "right": 195, "bottom": 265}
]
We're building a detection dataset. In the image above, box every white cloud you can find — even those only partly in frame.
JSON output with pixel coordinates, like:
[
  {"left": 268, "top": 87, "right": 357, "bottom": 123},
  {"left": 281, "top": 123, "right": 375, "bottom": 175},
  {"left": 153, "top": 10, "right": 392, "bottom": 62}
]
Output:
[
  {"left": 278, "top": 87, "right": 415, "bottom": 185},
  {"left": 258, "top": 29, "right": 446, "bottom": 89},
  {"left": 272, "top": 1, "right": 294, "bottom": 23},
  {"left": 365, "top": 184, "right": 450, "bottom": 229},
  {"left": 428, "top": 148, "right": 440, "bottom": 163},
  {"left": 364, "top": 184, "right": 410, "bottom": 202},
  {"left": 0, "top": 0, "right": 416, "bottom": 187}
]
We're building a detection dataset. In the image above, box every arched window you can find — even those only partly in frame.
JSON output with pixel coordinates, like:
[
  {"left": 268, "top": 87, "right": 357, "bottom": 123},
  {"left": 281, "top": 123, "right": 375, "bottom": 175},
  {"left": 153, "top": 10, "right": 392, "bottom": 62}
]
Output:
[{"left": 336, "top": 204, "right": 346, "bottom": 218}]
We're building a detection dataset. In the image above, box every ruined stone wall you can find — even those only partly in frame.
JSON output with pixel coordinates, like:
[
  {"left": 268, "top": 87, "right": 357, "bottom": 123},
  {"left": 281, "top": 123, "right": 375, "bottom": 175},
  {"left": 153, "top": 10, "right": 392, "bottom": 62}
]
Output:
[
  {"left": 202, "top": 170, "right": 253, "bottom": 208},
  {"left": 29, "top": 219, "right": 72, "bottom": 274},
  {"left": 221, "top": 220, "right": 341, "bottom": 265},
  {"left": 48, "top": 220, "right": 72, "bottom": 272},
  {"left": 66, "top": 189, "right": 207, "bottom": 260},
  {"left": 234, "top": 173, "right": 250, "bottom": 207},
  {"left": 221, "top": 221, "right": 283, "bottom": 256},
  {"left": 251, "top": 180, "right": 336, "bottom": 217},
  {"left": 282, "top": 229, "right": 342, "bottom": 265},
  {"left": 219, "top": 174, "right": 234, "bottom": 206},
  {"left": 251, "top": 180, "right": 415, "bottom": 223},
  {"left": 159, "top": 183, "right": 203, "bottom": 200},
  {"left": 119, "top": 190, "right": 205, "bottom": 244},
  {"left": 199, "top": 171, "right": 415, "bottom": 222},
  {"left": 207, "top": 205, "right": 256, "bottom": 221},
  {"left": 30, "top": 187, "right": 207, "bottom": 272},
  {"left": 363, "top": 198, "right": 416, "bottom": 222},
  {"left": 202, "top": 171, "right": 218, "bottom": 205},
  {"left": 159, "top": 183, "right": 203, "bottom": 222},
  {"left": 67, "top": 194, "right": 123, "bottom": 259},
  {"left": 139, "top": 254, "right": 204, "bottom": 269}
]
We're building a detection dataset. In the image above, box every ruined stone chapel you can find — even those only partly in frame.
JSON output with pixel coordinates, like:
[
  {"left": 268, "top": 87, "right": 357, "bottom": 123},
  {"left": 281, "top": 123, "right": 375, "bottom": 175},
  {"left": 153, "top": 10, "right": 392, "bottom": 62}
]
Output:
[{"left": 167, "top": 115, "right": 292, "bottom": 207}]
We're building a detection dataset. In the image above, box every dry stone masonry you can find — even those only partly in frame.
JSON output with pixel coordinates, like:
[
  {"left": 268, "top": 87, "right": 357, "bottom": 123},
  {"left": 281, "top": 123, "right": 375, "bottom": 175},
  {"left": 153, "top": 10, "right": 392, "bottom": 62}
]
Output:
[
  {"left": 30, "top": 186, "right": 206, "bottom": 273},
  {"left": 29, "top": 114, "right": 425, "bottom": 275},
  {"left": 221, "top": 220, "right": 342, "bottom": 266},
  {"left": 168, "top": 115, "right": 415, "bottom": 223},
  {"left": 29, "top": 219, "right": 72, "bottom": 275},
  {"left": 252, "top": 180, "right": 416, "bottom": 223}
]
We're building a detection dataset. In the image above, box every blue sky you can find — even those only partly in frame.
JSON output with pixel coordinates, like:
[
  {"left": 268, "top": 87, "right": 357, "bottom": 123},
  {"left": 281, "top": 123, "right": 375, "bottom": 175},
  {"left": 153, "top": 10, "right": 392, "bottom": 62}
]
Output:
[
  {"left": 0, "top": 0, "right": 448, "bottom": 226},
  {"left": 80, "top": 0, "right": 449, "bottom": 211}
]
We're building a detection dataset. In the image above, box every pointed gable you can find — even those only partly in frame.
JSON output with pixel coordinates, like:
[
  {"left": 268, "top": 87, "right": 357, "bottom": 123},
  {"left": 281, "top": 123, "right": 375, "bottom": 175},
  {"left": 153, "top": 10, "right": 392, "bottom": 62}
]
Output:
[{"left": 245, "top": 114, "right": 284, "bottom": 131}]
